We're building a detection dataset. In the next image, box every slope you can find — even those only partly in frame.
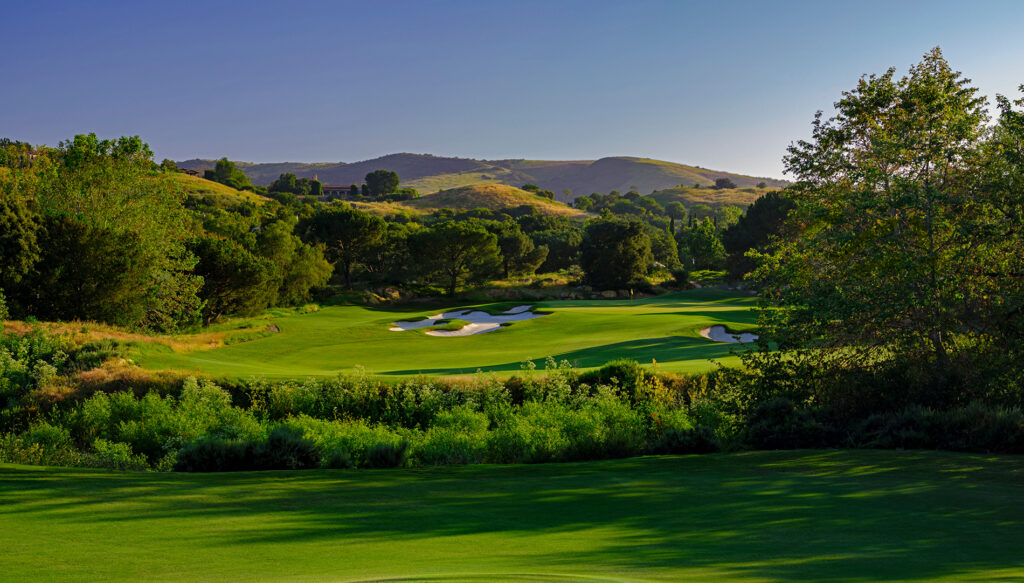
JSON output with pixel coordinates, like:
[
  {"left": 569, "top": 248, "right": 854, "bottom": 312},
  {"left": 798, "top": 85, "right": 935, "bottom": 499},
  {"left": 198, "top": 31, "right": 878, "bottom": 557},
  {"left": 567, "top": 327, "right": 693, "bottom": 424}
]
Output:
[
  {"left": 405, "top": 183, "right": 589, "bottom": 218},
  {"left": 177, "top": 154, "right": 787, "bottom": 199}
]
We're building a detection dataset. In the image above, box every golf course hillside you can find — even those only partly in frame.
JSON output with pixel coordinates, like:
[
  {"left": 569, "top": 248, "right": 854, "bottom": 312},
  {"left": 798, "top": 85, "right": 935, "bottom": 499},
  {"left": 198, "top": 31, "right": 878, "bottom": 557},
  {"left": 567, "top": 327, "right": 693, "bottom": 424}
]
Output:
[
  {"left": 405, "top": 183, "right": 589, "bottom": 218},
  {"left": 136, "top": 289, "right": 756, "bottom": 378},
  {"left": 177, "top": 153, "right": 787, "bottom": 199},
  {"left": 4, "top": 450, "right": 1023, "bottom": 582}
]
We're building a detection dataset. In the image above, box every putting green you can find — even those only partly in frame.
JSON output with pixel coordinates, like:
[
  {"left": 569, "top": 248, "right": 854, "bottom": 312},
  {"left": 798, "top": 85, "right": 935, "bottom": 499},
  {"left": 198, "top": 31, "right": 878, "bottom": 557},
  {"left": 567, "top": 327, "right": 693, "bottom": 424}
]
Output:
[
  {"left": 3, "top": 451, "right": 1023, "bottom": 582},
  {"left": 137, "top": 289, "right": 758, "bottom": 378}
]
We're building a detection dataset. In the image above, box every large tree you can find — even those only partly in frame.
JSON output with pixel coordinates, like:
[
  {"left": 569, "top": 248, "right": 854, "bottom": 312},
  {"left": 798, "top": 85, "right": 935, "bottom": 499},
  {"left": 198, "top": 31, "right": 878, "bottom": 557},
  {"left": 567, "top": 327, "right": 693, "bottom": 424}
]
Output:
[
  {"left": 299, "top": 206, "right": 386, "bottom": 288},
  {"left": 580, "top": 217, "right": 652, "bottom": 289},
  {"left": 364, "top": 170, "right": 400, "bottom": 197},
  {"left": 410, "top": 221, "right": 500, "bottom": 296},
  {"left": 754, "top": 48, "right": 1021, "bottom": 392}
]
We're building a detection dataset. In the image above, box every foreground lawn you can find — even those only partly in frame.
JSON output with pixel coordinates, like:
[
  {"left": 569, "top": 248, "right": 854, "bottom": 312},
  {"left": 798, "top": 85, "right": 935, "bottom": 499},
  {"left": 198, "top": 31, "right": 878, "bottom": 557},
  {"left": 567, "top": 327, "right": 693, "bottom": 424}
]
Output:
[
  {"left": 136, "top": 289, "right": 757, "bottom": 378},
  {"left": 2, "top": 451, "right": 1023, "bottom": 582}
]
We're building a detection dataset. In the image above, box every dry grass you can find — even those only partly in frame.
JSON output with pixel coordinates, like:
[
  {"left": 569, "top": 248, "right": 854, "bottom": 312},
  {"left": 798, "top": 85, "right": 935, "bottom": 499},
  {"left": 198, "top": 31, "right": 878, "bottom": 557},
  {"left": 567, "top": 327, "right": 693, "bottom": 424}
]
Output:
[
  {"left": 406, "top": 183, "right": 589, "bottom": 218},
  {"left": 1, "top": 320, "right": 270, "bottom": 354}
]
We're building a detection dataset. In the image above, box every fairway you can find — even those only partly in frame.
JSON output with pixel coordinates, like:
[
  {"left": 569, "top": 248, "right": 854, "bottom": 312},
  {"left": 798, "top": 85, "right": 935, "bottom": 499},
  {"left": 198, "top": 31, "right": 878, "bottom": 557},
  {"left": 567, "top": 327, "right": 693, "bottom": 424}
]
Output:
[
  {"left": 137, "top": 289, "right": 757, "bottom": 378},
  {"left": 3, "top": 451, "right": 1023, "bottom": 582}
]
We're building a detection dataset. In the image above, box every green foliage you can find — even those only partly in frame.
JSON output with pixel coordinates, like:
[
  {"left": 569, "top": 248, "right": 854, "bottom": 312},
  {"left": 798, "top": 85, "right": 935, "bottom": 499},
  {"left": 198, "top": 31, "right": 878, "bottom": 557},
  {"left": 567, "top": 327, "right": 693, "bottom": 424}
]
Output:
[
  {"left": 721, "top": 191, "right": 793, "bottom": 279},
  {"left": 676, "top": 217, "right": 725, "bottom": 269},
  {"left": 299, "top": 206, "right": 386, "bottom": 288},
  {"left": 365, "top": 169, "right": 400, "bottom": 196},
  {"left": 204, "top": 158, "right": 252, "bottom": 190},
  {"left": 580, "top": 216, "right": 652, "bottom": 289},
  {"left": 755, "top": 48, "right": 1023, "bottom": 389},
  {"left": 497, "top": 225, "right": 548, "bottom": 278},
  {"left": 409, "top": 221, "right": 501, "bottom": 296},
  {"left": 366, "top": 440, "right": 410, "bottom": 468},
  {"left": 190, "top": 236, "right": 275, "bottom": 324},
  {"left": 530, "top": 228, "right": 582, "bottom": 272}
]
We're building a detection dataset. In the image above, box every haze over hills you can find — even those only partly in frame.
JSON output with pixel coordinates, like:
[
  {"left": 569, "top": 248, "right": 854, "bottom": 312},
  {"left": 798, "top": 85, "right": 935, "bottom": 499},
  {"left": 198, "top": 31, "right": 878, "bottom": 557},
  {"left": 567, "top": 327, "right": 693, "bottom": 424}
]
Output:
[{"left": 177, "top": 154, "right": 787, "bottom": 201}]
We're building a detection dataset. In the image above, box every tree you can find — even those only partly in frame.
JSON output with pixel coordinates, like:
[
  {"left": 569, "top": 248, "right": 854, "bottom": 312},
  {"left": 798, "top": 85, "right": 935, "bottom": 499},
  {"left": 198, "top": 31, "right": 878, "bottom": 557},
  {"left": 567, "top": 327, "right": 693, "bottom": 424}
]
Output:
[
  {"left": 722, "top": 191, "right": 793, "bottom": 279},
  {"left": 531, "top": 228, "right": 582, "bottom": 272},
  {"left": 714, "top": 177, "right": 737, "bottom": 190},
  {"left": 204, "top": 158, "right": 252, "bottom": 190},
  {"left": 269, "top": 173, "right": 298, "bottom": 193},
  {"left": 646, "top": 225, "right": 681, "bottom": 270},
  {"left": 580, "top": 217, "right": 652, "bottom": 289},
  {"left": 190, "top": 236, "right": 274, "bottom": 325},
  {"left": 0, "top": 178, "right": 40, "bottom": 303},
  {"left": 309, "top": 179, "right": 323, "bottom": 198},
  {"left": 299, "top": 206, "right": 386, "bottom": 288},
  {"left": 754, "top": 48, "right": 1014, "bottom": 393},
  {"left": 365, "top": 169, "right": 400, "bottom": 196},
  {"left": 665, "top": 201, "right": 686, "bottom": 232},
  {"left": 10, "top": 134, "right": 202, "bottom": 329},
  {"left": 676, "top": 218, "right": 725, "bottom": 269},
  {"left": 409, "top": 221, "right": 500, "bottom": 296},
  {"left": 498, "top": 226, "right": 548, "bottom": 279}
]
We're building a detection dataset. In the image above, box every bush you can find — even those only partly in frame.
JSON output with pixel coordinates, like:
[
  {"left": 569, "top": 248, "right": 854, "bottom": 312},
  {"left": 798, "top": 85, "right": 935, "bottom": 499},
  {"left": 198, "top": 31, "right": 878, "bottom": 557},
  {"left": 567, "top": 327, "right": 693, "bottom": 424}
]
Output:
[
  {"left": 649, "top": 426, "right": 720, "bottom": 455},
  {"left": 322, "top": 447, "right": 354, "bottom": 469},
  {"left": 255, "top": 427, "right": 320, "bottom": 470},
  {"left": 366, "top": 440, "right": 409, "bottom": 468},
  {"left": 414, "top": 406, "right": 487, "bottom": 465},
  {"left": 744, "top": 396, "right": 837, "bottom": 449},
  {"left": 173, "top": 437, "right": 253, "bottom": 472},
  {"left": 91, "top": 439, "right": 149, "bottom": 471}
]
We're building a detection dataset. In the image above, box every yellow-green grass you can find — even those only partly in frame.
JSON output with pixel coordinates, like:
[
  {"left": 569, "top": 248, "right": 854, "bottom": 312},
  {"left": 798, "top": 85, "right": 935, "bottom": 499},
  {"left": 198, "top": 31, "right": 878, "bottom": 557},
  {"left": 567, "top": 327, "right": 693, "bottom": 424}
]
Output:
[
  {"left": 134, "top": 289, "right": 756, "bottom": 379},
  {"left": 405, "top": 184, "right": 589, "bottom": 219},
  {"left": 3, "top": 450, "right": 1023, "bottom": 582},
  {"left": 166, "top": 173, "right": 271, "bottom": 205},
  {"left": 647, "top": 186, "right": 771, "bottom": 209}
]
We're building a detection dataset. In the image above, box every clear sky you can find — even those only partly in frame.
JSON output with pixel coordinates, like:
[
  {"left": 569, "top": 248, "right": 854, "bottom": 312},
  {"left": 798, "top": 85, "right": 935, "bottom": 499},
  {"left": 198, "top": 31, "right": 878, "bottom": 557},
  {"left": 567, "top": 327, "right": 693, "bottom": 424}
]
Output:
[{"left": 3, "top": 0, "right": 1023, "bottom": 178}]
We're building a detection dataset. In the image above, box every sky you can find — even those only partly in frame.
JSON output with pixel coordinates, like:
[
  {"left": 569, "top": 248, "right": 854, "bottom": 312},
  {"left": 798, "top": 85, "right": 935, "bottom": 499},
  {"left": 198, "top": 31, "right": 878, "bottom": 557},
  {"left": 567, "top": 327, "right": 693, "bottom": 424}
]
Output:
[{"left": 3, "top": 0, "right": 1023, "bottom": 179}]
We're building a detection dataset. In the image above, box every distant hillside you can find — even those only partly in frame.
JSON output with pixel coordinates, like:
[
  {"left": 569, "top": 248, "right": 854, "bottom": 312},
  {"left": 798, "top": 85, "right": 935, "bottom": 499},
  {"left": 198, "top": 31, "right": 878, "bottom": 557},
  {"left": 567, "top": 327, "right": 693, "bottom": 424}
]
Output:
[
  {"left": 406, "top": 184, "right": 588, "bottom": 218},
  {"left": 164, "top": 173, "right": 270, "bottom": 205},
  {"left": 647, "top": 185, "right": 774, "bottom": 210},
  {"left": 177, "top": 154, "right": 787, "bottom": 201}
]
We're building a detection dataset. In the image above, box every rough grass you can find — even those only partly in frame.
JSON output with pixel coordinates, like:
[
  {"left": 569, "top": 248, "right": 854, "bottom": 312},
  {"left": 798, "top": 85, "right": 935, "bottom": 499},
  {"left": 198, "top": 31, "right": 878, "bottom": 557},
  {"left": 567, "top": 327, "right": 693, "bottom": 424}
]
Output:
[
  {"left": 134, "top": 289, "right": 757, "bottom": 378},
  {"left": 2, "top": 450, "right": 1022, "bottom": 582}
]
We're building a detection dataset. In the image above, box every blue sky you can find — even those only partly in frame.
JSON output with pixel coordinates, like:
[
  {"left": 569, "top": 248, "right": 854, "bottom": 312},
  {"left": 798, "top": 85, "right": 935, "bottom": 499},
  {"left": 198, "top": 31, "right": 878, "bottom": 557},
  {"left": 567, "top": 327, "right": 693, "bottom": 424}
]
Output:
[{"left": 3, "top": 0, "right": 1023, "bottom": 178}]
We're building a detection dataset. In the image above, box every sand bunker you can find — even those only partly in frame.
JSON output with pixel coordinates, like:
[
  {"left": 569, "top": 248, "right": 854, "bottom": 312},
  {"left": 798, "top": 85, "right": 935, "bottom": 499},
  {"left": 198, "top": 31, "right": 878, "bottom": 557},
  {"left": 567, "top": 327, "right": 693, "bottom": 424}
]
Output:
[
  {"left": 700, "top": 325, "right": 759, "bottom": 344},
  {"left": 390, "top": 305, "right": 546, "bottom": 336}
]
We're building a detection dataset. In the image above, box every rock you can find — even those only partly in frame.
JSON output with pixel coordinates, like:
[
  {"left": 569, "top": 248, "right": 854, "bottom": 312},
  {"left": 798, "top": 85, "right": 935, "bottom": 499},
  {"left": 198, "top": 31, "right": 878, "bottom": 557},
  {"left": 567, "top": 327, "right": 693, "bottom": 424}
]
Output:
[
  {"left": 617, "top": 290, "right": 630, "bottom": 298},
  {"left": 382, "top": 287, "right": 401, "bottom": 300},
  {"left": 265, "top": 324, "right": 280, "bottom": 333},
  {"left": 600, "top": 290, "right": 616, "bottom": 299}
]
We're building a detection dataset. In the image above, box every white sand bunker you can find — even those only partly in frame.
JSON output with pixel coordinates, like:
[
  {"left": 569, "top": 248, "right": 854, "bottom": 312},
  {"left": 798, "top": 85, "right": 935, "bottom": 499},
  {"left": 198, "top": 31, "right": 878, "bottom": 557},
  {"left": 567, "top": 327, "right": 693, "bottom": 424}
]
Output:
[
  {"left": 389, "top": 305, "right": 546, "bottom": 336},
  {"left": 700, "top": 325, "right": 759, "bottom": 344}
]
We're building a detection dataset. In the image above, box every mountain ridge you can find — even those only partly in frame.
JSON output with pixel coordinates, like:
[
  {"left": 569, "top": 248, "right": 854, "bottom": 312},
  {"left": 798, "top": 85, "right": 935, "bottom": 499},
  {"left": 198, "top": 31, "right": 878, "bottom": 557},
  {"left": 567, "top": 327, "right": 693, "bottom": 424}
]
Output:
[{"left": 177, "top": 153, "right": 788, "bottom": 201}]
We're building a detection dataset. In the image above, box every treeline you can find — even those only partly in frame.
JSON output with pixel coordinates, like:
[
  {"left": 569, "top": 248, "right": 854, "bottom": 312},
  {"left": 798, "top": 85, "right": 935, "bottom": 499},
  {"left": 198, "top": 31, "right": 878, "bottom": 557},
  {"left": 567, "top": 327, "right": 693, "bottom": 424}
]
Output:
[{"left": 0, "top": 137, "right": 782, "bottom": 329}]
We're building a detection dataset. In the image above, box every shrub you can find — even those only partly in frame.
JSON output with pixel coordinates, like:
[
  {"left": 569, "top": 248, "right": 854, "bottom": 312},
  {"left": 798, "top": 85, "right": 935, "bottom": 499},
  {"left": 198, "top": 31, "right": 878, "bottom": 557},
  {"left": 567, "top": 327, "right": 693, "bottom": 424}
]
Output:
[
  {"left": 91, "top": 439, "right": 149, "bottom": 471},
  {"left": 366, "top": 440, "right": 409, "bottom": 468},
  {"left": 414, "top": 406, "right": 488, "bottom": 465},
  {"left": 322, "top": 447, "right": 354, "bottom": 469},
  {"left": 254, "top": 427, "right": 320, "bottom": 470},
  {"left": 744, "top": 396, "right": 837, "bottom": 449},
  {"left": 649, "top": 426, "right": 720, "bottom": 455},
  {"left": 173, "top": 437, "right": 253, "bottom": 472}
]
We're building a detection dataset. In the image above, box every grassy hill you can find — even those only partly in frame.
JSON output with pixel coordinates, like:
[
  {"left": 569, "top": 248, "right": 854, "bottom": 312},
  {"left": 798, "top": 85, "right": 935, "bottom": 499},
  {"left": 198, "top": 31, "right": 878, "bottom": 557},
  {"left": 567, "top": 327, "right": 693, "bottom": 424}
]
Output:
[
  {"left": 177, "top": 153, "right": 787, "bottom": 200},
  {"left": 4, "top": 450, "right": 1023, "bottom": 582},
  {"left": 165, "top": 172, "right": 270, "bottom": 205},
  {"left": 647, "top": 184, "right": 774, "bottom": 210},
  {"left": 405, "top": 183, "right": 589, "bottom": 218}
]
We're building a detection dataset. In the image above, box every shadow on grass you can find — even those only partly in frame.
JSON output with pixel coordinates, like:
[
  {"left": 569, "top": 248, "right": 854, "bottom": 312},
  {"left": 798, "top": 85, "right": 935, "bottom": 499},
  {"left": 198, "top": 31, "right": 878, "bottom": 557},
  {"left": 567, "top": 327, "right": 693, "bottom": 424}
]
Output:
[
  {"left": 380, "top": 336, "right": 747, "bottom": 375},
  {"left": 2, "top": 451, "right": 1023, "bottom": 581}
]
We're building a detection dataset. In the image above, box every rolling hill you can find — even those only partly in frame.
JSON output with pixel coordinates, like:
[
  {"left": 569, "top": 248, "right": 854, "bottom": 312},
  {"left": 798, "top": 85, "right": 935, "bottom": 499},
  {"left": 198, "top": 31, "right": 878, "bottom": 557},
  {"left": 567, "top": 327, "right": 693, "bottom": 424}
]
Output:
[
  {"left": 177, "top": 154, "right": 787, "bottom": 201},
  {"left": 405, "top": 184, "right": 588, "bottom": 218}
]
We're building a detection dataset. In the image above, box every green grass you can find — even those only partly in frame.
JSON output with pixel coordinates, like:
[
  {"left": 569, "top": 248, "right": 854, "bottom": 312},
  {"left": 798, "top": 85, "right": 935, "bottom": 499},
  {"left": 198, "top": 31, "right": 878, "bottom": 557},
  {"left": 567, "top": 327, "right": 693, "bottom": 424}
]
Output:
[
  {"left": 135, "top": 289, "right": 757, "bottom": 378},
  {"left": 3, "top": 450, "right": 1022, "bottom": 582}
]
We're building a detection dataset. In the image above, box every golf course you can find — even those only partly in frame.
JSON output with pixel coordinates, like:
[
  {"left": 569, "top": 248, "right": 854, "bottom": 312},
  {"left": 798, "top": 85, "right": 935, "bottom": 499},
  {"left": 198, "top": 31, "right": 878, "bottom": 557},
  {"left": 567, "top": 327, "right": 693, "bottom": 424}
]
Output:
[
  {"left": 3, "top": 450, "right": 1023, "bottom": 582},
  {"left": 136, "top": 289, "right": 758, "bottom": 378}
]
